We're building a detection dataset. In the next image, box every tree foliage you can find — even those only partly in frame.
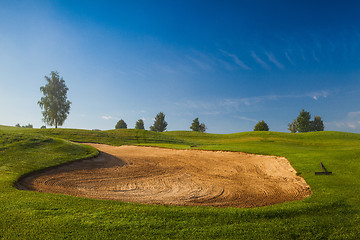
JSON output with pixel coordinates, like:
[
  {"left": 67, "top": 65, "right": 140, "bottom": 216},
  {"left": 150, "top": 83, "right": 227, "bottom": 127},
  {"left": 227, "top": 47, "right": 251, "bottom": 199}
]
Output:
[
  {"left": 115, "top": 119, "right": 127, "bottom": 129},
  {"left": 254, "top": 120, "right": 269, "bottom": 131},
  {"left": 15, "top": 123, "right": 33, "bottom": 128},
  {"left": 296, "top": 109, "right": 312, "bottom": 133},
  {"left": 150, "top": 112, "right": 167, "bottom": 132},
  {"left": 289, "top": 110, "right": 324, "bottom": 133},
  {"left": 190, "top": 118, "right": 206, "bottom": 132},
  {"left": 288, "top": 120, "right": 297, "bottom": 133},
  {"left": 38, "top": 71, "right": 71, "bottom": 128},
  {"left": 312, "top": 116, "right": 324, "bottom": 131},
  {"left": 135, "top": 119, "right": 145, "bottom": 130}
]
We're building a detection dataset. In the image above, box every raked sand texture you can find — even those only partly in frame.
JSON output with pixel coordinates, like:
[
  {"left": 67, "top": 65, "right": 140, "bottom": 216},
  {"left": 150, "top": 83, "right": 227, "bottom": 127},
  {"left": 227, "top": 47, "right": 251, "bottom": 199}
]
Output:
[{"left": 17, "top": 143, "right": 311, "bottom": 208}]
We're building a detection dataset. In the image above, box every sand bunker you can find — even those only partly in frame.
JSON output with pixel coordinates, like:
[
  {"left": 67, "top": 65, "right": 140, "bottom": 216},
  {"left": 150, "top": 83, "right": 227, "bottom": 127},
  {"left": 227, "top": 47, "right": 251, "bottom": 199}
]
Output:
[{"left": 17, "top": 143, "right": 311, "bottom": 207}]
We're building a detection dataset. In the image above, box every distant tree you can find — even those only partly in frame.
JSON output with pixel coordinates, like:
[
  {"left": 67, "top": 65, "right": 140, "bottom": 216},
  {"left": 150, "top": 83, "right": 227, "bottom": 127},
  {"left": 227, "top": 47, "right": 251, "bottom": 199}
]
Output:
[
  {"left": 41, "top": 125, "right": 47, "bottom": 129},
  {"left": 15, "top": 123, "right": 33, "bottom": 128},
  {"left": 38, "top": 71, "right": 71, "bottom": 128},
  {"left": 290, "top": 110, "right": 324, "bottom": 133},
  {"left": 135, "top": 119, "right": 145, "bottom": 130},
  {"left": 115, "top": 119, "right": 127, "bottom": 129},
  {"left": 311, "top": 116, "right": 324, "bottom": 131},
  {"left": 150, "top": 112, "right": 167, "bottom": 132},
  {"left": 254, "top": 120, "right": 269, "bottom": 131},
  {"left": 296, "top": 109, "right": 312, "bottom": 133},
  {"left": 288, "top": 120, "right": 298, "bottom": 133},
  {"left": 190, "top": 117, "right": 207, "bottom": 132}
]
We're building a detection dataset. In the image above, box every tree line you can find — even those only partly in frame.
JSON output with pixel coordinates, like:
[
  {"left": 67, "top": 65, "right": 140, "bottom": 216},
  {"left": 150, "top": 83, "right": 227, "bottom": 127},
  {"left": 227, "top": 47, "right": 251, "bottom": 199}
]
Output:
[
  {"left": 115, "top": 113, "right": 207, "bottom": 133},
  {"left": 37, "top": 71, "right": 325, "bottom": 133},
  {"left": 253, "top": 109, "right": 324, "bottom": 132}
]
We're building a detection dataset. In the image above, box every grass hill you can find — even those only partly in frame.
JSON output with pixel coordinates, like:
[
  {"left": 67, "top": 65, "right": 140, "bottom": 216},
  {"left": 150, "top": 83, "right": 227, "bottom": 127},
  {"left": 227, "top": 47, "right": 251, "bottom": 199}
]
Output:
[{"left": 0, "top": 125, "right": 359, "bottom": 239}]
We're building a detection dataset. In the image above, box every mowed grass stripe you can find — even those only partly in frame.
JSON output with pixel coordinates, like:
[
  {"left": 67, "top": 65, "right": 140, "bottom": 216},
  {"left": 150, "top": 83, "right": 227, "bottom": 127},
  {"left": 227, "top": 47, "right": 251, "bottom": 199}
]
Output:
[{"left": 0, "top": 125, "right": 359, "bottom": 239}]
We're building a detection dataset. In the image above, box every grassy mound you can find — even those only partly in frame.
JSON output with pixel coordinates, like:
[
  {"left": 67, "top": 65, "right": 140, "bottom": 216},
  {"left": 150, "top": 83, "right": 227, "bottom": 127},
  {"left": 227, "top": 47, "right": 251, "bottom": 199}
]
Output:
[{"left": 0, "top": 125, "right": 359, "bottom": 239}]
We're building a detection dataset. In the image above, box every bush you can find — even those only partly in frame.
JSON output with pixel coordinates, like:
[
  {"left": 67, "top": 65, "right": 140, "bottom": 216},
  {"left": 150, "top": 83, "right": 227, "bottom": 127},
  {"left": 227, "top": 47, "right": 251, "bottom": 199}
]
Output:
[
  {"left": 288, "top": 120, "right": 297, "bottom": 133},
  {"left": 254, "top": 120, "right": 269, "bottom": 131},
  {"left": 115, "top": 119, "right": 127, "bottom": 129}
]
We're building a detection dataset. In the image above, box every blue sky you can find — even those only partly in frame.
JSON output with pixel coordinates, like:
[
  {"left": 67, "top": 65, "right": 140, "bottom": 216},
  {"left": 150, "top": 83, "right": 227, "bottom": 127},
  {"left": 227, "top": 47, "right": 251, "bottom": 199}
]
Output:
[{"left": 1, "top": 0, "right": 360, "bottom": 133}]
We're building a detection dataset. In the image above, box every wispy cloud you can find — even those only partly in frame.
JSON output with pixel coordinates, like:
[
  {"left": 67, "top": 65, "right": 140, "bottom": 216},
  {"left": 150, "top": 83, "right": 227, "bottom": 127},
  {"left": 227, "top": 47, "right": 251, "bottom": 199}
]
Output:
[
  {"left": 220, "top": 95, "right": 279, "bottom": 110},
  {"left": 327, "top": 111, "right": 360, "bottom": 130},
  {"left": 251, "top": 51, "right": 271, "bottom": 70},
  {"left": 220, "top": 90, "right": 330, "bottom": 110},
  {"left": 187, "top": 56, "right": 213, "bottom": 71},
  {"left": 285, "top": 52, "right": 295, "bottom": 66},
  {"left": 265, "top": 51, "right": 284, "bottom": 70},
  {"left": 312, "top": 51, "right": 320, "bottom": 63},
  {"left": 308, "top": 90, "right": 328, "bottom": 100},
  {"left": 220, "top": 50, "right": 251, "bottom": 70},
  {"left": 101, "top": 116, "right": 113, "bottom": 120},
  {"left": 186, "top": 51, "right": 217, "bottom": 71},
  {"left": 172, "top": 90, "right": 331, "bottom": 117},
  {"left": 234, "top": 116, "right": 258, "bottom": 122}
]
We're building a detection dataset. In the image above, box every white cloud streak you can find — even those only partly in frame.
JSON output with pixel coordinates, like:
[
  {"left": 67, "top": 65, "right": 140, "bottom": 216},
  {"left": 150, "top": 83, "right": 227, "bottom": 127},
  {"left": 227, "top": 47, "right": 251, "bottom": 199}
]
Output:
[
  {"left": 285, "top": 52, "right": 295, "bottom": 66},
  {"left": 309, "top": 90, "right": 328, "bottom": 100},
  {"left": 172, "top": 90, "right": 330, "bottom": 116},
  {"left": 265, "top": 51, "right": 284, "bottom": 69},
  {"left": 234, "top": 116, "right": 258, "bottom": 122},
  {"left": 220, "top": 50, "right": 251, "bottom": 70},
  {"left": 327, "top": 110, "right": 360, "bottom": 130},
  {"left": 101, "top": 116, "right": 112, "bottom": 120},
  {"left": 251, "top": 51, "right": 271, "bottom": 70}
]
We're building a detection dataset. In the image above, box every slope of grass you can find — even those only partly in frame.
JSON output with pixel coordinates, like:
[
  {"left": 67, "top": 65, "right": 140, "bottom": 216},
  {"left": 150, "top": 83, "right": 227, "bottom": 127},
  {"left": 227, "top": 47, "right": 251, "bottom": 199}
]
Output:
[{"left": 0, "top": 125, "right": 359, "bottom": 239}]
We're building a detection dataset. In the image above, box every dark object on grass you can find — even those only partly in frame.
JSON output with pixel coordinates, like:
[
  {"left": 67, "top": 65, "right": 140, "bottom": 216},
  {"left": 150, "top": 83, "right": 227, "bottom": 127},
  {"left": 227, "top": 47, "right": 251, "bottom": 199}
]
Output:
[{"left": 315, "top": 162, "right": 332, "bottom": 175}]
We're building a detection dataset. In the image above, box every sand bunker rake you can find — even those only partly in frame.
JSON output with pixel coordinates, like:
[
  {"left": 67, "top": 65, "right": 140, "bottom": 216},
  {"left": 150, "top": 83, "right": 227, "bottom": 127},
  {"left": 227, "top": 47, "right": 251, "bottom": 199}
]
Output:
[{"left": 315, "top": 162, "right": 332, "bottom": 175}]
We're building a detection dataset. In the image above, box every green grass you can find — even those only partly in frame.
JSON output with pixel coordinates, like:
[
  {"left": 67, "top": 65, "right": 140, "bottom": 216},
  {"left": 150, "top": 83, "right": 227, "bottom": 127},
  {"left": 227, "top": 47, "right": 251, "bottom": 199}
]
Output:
[{"left": 0, "top": 125, "right": 359, "bottom": 239}]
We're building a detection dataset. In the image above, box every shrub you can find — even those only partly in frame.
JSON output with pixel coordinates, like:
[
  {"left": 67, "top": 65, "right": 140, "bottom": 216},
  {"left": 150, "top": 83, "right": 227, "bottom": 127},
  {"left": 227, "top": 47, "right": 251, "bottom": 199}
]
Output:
[
  {"left": 254, "top": 120, "right": 269, "bottom": 131},
  {"left": 288, "top": 120, "right": 297, "bottom": 133},
  {"left": 115, "top": 119, "right": 127, "bottom": 129}
]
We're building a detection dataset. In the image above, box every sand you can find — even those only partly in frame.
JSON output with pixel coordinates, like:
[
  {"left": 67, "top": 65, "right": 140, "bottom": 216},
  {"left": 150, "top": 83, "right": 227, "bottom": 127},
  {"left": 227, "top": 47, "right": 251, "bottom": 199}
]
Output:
[{"left": 16, "top": 143, "right": 311, "bottom": 207}]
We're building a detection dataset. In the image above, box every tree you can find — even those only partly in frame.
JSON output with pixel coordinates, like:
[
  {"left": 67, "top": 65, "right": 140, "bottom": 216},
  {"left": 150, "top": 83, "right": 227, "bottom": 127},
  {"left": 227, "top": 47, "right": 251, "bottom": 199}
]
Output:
[
  {"left": 190, "top": 117, "right": 206, "bottom": 132},
  {"left": 115, "top": 119, "right": 127, "bottom": 129},
  {"left": 15, "top": 123, "right": 33, "bottom": 128},
  {"left": 254, "top": 120, "right": 269, "bottom": 131},
  {"left": 311, "top": 116, "right": 324, "bottom": 131},
  {"left": 38, "top": 71, "right": 71, "bottom": 128},
  {"left": 296, "top": 109, "right": 312, "bottom": 133},
  {"left": 150, "top": 112, "right": 167, "bottom": 132},
  {"left": 289, "top": 110, "right": 325, "bottom": 133},
  {"left": 288, "top": 120, "right": 298, "bottom": 133},
  {"left": 135, "top": 119, "right": 145, "bottom": 130}
]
